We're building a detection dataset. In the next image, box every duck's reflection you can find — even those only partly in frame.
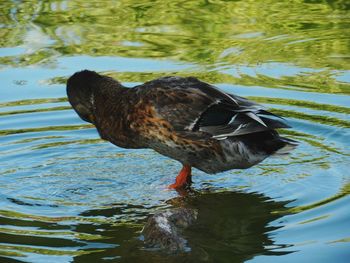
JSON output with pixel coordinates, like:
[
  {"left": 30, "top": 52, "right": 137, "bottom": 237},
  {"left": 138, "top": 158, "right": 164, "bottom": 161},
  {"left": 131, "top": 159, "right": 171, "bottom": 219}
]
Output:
[
  {"left": 180, "top": 190, "right": 291, "bottom": 262},
  {"left": 73, "top": 190, "right": 291, "bottom": 263}
]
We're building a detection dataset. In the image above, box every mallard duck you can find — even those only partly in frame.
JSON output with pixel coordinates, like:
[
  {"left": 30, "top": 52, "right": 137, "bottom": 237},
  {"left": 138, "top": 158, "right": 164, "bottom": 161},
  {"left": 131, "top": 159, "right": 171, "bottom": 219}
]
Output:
[{"left": 67, "top": 70, "right": 297, "bottom": 189}]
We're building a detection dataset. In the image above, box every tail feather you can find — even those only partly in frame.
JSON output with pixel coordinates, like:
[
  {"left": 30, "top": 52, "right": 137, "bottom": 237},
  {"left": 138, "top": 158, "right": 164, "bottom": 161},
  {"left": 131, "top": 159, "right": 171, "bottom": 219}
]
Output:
[{"left": 240, "top": 131, "right": 298, "bottom": 156}]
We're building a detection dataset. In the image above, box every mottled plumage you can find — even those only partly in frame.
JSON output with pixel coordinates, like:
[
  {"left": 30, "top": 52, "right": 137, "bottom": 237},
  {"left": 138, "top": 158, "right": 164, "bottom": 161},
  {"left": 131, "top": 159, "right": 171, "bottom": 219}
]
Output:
[{"left": 67, "top": 70, "right": 297, "bottom": 188}]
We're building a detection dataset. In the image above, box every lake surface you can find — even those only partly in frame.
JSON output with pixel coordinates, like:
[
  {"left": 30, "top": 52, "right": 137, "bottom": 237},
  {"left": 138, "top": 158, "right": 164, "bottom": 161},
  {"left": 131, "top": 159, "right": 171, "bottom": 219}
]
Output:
[{"left": 0, "top": 0, "right": 349, "bottom": 262}]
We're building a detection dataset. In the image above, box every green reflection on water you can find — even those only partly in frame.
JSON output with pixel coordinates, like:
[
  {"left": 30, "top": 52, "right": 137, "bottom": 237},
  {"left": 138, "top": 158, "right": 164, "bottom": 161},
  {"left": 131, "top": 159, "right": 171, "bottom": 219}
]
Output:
[
  {"left": 0, "top": 249, "right": 24, "bottom": 258},
  {"left": 248, "top": 97, "right": 350, "bottom": 114},
  {"left": 0, "top": 98, "right": 67, "bottom": 108},
  {"left": 0, "top": 124, "right": 93, "bottom": 137},
  {"left": 1, "top": 0, "right": 350, "bottom": 94},
  {"left": 0, "top": 106, "right": 71, "bottom": 117},
  {"left": 276, "top": 182, "right": 350, "bottom": 215},
  {"left": 32, "top": 138, "right": 104, "bottom": 149},
  {"left": 0, "top": 227, "right": 103, "bottom": 241},
  {"left": 0, "top": 244, "right": 102, "bottom": 257},
  {"left": 271, "top": 108, "right": 350, "bottom": 128}
]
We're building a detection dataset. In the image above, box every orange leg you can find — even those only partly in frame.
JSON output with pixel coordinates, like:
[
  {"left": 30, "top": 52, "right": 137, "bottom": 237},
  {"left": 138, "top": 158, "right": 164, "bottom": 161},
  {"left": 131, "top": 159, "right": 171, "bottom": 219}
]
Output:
[{"left": 168, "top": 164, "right": 192, "bottom": 189}]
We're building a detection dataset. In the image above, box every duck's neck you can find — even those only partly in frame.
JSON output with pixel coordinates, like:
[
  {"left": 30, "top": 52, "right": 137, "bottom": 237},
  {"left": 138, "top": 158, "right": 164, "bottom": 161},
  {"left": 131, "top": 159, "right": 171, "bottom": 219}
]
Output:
[
  {"left": 92, "top": 77, "right": 138, "bottom": 148},
  {"left": 93, "top": 75, "right": 127, "bottom": 99}
]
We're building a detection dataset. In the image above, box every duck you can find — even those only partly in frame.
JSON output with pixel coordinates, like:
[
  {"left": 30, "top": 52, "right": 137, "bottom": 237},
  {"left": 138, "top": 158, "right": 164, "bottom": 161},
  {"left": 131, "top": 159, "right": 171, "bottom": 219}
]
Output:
[{"left": 67, "top": 70, "right": 297, "bottom": 189}]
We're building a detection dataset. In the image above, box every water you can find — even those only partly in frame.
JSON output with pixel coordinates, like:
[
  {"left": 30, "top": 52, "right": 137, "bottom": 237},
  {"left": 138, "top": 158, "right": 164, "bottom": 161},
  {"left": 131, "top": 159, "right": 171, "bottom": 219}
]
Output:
[{"left": 0, "top": 0, "right": 349, "bottom": 262}]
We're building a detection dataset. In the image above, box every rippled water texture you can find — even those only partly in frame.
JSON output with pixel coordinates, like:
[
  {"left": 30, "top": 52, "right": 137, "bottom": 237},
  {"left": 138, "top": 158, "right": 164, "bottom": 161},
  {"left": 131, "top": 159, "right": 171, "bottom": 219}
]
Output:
[{"left": 1, "top": 0, "right": 350, "bottom": 262}]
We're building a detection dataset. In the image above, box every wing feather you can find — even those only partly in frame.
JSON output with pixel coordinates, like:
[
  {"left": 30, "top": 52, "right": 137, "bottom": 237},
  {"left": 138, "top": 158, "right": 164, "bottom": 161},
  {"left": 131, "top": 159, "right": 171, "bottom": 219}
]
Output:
[
  {"left": 140, "top": 76, "right": 290, "bottom": 139},
  {"left": 195, "top": 92, "right": 290, "bottom": 139}
]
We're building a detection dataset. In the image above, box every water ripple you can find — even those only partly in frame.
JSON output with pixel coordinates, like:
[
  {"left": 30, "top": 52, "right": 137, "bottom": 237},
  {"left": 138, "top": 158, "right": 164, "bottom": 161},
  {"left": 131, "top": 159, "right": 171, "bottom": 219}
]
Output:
[{"left": 0, "top": 0, "right": 349, "bottom": 262}]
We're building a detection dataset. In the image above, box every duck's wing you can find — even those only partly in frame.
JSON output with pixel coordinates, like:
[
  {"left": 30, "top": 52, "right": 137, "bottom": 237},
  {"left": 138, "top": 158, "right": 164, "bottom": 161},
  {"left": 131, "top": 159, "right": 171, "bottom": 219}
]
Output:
[
  {"left": 140, "top": 77, "right": 290, "bottom": 139},
  {"left": 197, "top": 93, "right": 290, "bottom": 140}
]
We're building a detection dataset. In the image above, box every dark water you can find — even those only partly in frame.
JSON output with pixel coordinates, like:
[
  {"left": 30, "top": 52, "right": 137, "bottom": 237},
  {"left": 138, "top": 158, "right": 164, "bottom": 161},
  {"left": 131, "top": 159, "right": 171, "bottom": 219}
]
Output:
[{"left": 0, "top": 0, "right": 350, "bottom": 262}]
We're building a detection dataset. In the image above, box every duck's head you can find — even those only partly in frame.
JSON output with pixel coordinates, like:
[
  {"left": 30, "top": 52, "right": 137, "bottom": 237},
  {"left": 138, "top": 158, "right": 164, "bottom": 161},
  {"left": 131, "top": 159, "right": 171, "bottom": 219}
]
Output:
[{"left": 66, "top": 70, "right": 102, "bottom": 124}]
